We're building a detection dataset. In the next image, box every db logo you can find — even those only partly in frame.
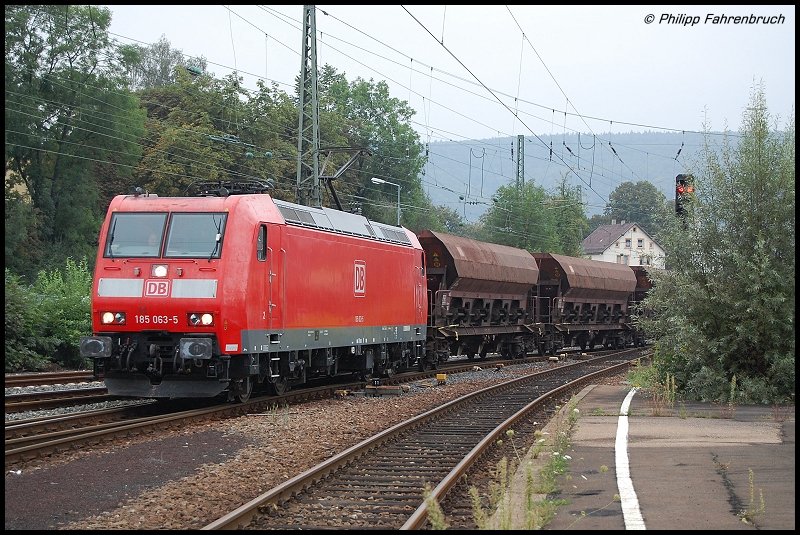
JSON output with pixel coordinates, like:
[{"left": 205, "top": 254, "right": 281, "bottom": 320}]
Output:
[
  {"left": 354, "top": 260, "right": 366, "bottom": 297},
  {"left": 144, "top": 279, "right": 170, "bottom": 297}
]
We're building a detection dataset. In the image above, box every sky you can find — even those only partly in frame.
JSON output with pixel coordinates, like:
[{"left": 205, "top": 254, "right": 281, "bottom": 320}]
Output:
[{"left": 105, "top": 5, "right": 795, "bottom": 143}]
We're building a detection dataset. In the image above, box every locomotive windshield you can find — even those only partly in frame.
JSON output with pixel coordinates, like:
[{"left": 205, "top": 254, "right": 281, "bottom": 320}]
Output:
[
  {"left": 164, "top": 212, "right": 227, "bottom": 259},
  {"left": 105, "top": 213, "right": 167, "bottom": 258},
  {"left": 104, "top": 212, "right": 227, "bottom": 259}
]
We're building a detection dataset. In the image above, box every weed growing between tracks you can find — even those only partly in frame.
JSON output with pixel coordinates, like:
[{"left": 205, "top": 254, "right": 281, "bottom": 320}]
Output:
[
  {"left": 423, "top": 482, "right": 449, "bottom": 529},
  {"left": 460, "top": 398, "right": 580, "bottom": 529}
]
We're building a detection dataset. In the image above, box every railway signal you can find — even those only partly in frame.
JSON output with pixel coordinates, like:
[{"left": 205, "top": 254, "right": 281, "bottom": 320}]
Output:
[{"left": 675, "top": 174, "right": 694, "bottom": 216}]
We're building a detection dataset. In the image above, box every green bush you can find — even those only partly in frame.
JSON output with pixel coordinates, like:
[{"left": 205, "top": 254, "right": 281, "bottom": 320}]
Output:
[
  {"left": 5, "top": 269, "right": 50, "bottom": 371},
  {"left": 33, "top": 258, "right": 93, "bottom": 369},
  {"left": 4, "top": 258, "right": 93, "bottom": 372}
]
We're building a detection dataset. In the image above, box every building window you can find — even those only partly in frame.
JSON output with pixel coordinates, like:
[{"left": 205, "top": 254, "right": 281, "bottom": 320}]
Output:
[
  {"left": 625, "top": 238, "right": 632, "bottom": 248},
  {"left": 637, "top": 238, "right": 644, "bottom": 248}
]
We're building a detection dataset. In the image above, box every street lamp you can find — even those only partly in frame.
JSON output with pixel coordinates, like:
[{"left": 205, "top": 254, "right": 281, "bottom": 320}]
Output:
[{"left": 371, "top": 177, "right": 401, "bottom": 226}]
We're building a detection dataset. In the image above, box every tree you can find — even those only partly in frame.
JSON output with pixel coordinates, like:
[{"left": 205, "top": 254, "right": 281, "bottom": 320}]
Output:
[
  {"left": 318, "top": 68, "right": 427, "bottom": 225},
  {"left": 134, "top": 71, "right": 261, "bottom": 196},
  {"left": 5, "top": 5, "right": 145, "bottom": 278},
  {"left": 604, "top": 180, "right": 670, "bottom": 236},
  {"left": 123, "top": 35, "right": 208, "bottom": 91},
  {"left": 549, "top": 177, "right": 589, "bottom": 256},
  {"left": 637, "top": 85, "right": 795, "bottom": 403},
  {"left": 479, "top": 182, "right": 560, "bottom": 253}
]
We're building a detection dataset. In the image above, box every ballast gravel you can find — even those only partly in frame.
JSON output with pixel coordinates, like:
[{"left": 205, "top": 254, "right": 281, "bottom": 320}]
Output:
[{"left": 4, "top": 360, "right": 627, "bottom": 530}]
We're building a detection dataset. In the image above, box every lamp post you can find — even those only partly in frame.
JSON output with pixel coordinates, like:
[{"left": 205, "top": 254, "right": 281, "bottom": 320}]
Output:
[{"left": 371, "top": 177, "right": 401, "bottom": 226}]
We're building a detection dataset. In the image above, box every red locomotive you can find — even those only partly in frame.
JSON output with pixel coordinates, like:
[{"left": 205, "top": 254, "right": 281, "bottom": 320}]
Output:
[
  {"left": 80, "top": 184, "right": 428, "bottom": 401},
  {"left": 81, "top": 184, "right": 651, "bottom": 401}
]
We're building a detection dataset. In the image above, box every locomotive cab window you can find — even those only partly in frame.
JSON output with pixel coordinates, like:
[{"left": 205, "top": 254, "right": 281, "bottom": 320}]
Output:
[
  {"left": 164, "top": 213, "right": 227, "bottom": 259},
  {"left": 257, "top": 224, "right": 267, "bottom": 261},
  {"left": 105, "top": 212, "right": 167, "bottom": 258}
]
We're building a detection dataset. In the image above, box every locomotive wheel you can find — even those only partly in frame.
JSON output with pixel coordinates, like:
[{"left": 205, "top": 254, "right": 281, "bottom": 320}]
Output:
[
  {"left": 268, "top": 375, "right": 289, "bottom": 396},
  {"left": 232, "top": 377, "right": 253, "bottom": 403}
]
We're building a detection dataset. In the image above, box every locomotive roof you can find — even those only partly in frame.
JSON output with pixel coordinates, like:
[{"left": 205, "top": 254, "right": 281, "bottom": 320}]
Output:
[
  {"left": 418, "top": 230, "right": 539, "bottom": 284},
  {"left": 108, "top": 194, "right": 417, "bottom": 248},
  {"left": 273, "top": 198, "right": 416, "bottom": 247}
]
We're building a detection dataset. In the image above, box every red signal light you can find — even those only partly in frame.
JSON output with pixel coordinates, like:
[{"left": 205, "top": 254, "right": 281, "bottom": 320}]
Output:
[{"left": 677, "top": 185, "right": 685, "bottom": 194}]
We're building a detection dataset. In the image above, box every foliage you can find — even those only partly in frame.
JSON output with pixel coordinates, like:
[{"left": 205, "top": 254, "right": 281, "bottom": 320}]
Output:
[
  {"left": 637, "top": 85, "right": 795, "bottom": 403},
  {"left": 4, "top": 259, "right": 93, "bottom": 371},
  {"left": 549, "top": 176, "right": 589, "bottom": 256},
  {"left": 587, "top": 180, "right": 671, "bottom": 238},
  {"left": 604, "top": 180, "right": 670, "bottom": 236},
  {"left": 479, "top": 182, "right": 555, "bottom": 251},
  {"left": 123, "top": 34, "right": 208, "bottom": 91},
  {"left": 5, "top": 5, "right": 146, "bottom": 280},
  {"left": 32, "top": 257, "right": 94, "bottom": 368},
  {"left": 4, "top": 269, "right": 50, "bottom": 371},
  {"left": 319, "top": 69, "right": 429, "bottom": 226}
]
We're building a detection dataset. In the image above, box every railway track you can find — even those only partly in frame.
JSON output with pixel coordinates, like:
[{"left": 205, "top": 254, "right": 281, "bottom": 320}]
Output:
[
  {"left": 5, "top": 387, "right": 113, "bottom": 413},
  {"left": 5, "top": 370, "right": 95, "bottom": 388},
  {"left": 202, "top": 348, "right": 647, "bottom": 530},
  {"left": 3, "top": 382, "right": 356, "bottom": 469},
  {"left": 4, "top": 348, "right": 634, "bottom": 470}
]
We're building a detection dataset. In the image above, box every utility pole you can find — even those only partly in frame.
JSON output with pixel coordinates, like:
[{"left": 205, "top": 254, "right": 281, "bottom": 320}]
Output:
[
  {"left": 516, "top": 134, "right": 524, "bottom": 188},
  {"left": 296, "top": 5, "right": 321, "bottom": 207}
]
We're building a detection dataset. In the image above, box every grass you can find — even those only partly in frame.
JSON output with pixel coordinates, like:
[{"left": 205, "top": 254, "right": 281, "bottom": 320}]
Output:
[
  {"left": 457, "top": 397, "right": 581, "bottom": 530},
  {"left": 423, "top": 482, "right": 449, "bottom": 529}
]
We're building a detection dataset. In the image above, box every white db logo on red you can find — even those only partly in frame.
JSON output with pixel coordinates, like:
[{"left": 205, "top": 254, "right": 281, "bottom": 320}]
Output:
[
  {"left": 354, "top": 261, "right": 366, "bottom": 297},
  {"left": 144, "top": 279, "right": 170, "bottom": 297}
]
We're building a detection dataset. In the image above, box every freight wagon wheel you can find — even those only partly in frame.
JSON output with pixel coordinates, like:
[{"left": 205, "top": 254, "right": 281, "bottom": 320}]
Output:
[{"left": 231, "top": 377, "right": 253, "bottom": 403}]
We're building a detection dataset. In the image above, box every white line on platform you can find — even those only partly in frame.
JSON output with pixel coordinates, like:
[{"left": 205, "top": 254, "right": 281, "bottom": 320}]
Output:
[{"left": 616, "top": 387, "right": 646, "bottom": 530}]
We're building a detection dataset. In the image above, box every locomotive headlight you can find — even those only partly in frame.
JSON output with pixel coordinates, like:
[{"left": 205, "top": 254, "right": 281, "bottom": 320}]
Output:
[
  {"left": 101, "top": 312, "right": 126, "bottom": 324},
  {"left": 151, "top": 264, "right": 168, "bottom": 278},
  {"left": 188, "top": 313, "right": 214, "bottom": 326}
]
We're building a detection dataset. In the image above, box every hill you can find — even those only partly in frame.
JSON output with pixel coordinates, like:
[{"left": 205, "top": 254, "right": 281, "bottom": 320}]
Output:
[{"left": 421, "top": 130, "right": 718, "bottom": 220}]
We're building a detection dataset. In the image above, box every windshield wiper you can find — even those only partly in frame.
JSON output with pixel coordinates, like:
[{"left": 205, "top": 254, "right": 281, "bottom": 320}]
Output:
[
  {"left": 208, "top": 234, "right": 220, "bottom": 261},
  {"left": 108, "top": 219, "right": 117, "bottom": 258},
  {"left": 208, "top": 215, "right": 223, "bottom": 261}
]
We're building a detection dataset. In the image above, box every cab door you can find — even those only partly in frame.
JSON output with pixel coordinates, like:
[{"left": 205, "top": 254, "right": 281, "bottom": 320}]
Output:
[{"left": 261, "top": 223, "right": 283, "bottom": 331}]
